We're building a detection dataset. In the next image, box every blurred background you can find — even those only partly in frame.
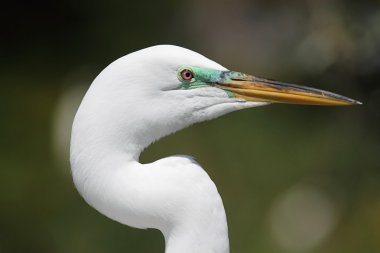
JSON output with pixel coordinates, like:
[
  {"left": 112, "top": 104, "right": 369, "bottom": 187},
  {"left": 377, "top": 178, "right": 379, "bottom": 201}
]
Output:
[{"left": 1, "top": 0, "right": 380, "bottom": 252}]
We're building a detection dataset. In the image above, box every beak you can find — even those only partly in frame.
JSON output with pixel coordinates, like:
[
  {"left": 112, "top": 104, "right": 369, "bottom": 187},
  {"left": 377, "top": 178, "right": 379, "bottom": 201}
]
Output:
[{"left": 215, "top": 71, "right": 361, "bottom": 106}]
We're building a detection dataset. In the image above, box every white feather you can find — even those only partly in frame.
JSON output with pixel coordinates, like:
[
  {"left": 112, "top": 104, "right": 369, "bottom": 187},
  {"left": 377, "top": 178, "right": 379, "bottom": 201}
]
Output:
[{"left": 70, "top": 45, "right": 266, "bottom": 253}]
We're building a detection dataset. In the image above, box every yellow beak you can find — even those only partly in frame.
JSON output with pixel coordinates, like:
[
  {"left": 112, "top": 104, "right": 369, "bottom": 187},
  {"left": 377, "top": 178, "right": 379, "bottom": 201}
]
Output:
[{"left": 216, "top": 72, "right": 361, "bottom": 106}]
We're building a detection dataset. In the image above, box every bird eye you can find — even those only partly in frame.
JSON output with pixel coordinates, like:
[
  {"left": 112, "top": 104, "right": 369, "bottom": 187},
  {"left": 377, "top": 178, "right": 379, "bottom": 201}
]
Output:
[{"left": 180, "top": 69, "right": 193, "bottom": 81}]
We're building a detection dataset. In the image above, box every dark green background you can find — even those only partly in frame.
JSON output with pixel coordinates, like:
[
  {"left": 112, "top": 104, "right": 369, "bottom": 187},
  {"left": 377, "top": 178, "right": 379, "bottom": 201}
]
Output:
[{"left": 1, "top": 0, "right": 379, "bottom": 252}]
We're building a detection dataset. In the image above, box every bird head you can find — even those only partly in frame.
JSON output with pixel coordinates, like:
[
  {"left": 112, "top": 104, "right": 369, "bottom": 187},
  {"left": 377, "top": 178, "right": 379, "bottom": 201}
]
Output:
[{"left": 74, "top": 45, "right": 360, "bottom": 154}]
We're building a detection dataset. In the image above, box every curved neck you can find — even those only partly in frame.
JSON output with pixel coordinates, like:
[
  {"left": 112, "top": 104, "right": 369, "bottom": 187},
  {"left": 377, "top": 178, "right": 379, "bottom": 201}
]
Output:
[
  {"left": 70, "top": 79, "right": 231, "bottom": 253},
  {"left": 71, "top": 121, "right": 230, "bottom": 253}
]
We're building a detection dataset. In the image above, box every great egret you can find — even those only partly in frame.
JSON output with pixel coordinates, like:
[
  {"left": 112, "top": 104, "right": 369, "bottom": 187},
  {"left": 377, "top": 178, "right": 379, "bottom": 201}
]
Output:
[{"left": 70, "top": 45, "right": 359, "bottom": 253}]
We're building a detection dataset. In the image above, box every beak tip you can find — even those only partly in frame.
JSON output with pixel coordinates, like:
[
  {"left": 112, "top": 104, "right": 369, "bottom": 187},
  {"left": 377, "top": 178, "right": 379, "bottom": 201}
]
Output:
[{"left": 351, "top": 100, "right": 362, "bottom": 105}]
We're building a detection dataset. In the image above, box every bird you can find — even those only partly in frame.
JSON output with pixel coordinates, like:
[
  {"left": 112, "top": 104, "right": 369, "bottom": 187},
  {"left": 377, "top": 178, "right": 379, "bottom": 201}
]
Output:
[{"left": 70, "top": 45, "right": 359, "bottom": 253}]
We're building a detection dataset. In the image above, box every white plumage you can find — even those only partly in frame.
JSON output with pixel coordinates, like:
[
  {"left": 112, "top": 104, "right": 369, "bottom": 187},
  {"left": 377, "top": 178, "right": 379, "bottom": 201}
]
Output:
[{"left": 70, "top": 45, "right": 357, "bottom": 253}]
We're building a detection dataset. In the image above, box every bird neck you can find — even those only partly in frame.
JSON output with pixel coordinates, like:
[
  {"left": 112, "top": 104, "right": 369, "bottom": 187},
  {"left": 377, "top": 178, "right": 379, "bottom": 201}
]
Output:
[
  {"left": 164, "top": 216, "right": 230, "bottom": 253},
  {"left": 71, "top": 137, "right": 230, "bottom": 253},
  {"left": 70, "top": 82, "right": 230, "bottom": 253},
  {"left": 71, "top": 120, "right": 230, "bottom": 253}
]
